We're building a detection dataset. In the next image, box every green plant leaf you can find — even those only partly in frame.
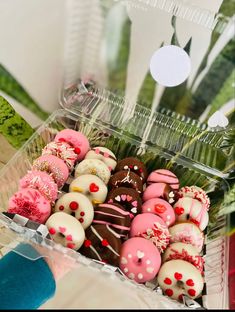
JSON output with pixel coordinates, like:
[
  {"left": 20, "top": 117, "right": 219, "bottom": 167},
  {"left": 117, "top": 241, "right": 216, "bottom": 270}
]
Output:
[
  {"left": 0, "top": 64, "right": 49, "bottom": 120},
  {"left": 0, "top": 96, "right": 34, "bottom": 149}
]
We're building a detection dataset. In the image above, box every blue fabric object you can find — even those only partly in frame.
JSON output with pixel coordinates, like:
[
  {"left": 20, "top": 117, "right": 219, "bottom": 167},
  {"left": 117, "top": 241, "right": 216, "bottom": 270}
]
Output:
[{"left": 0, "top": 243, "right": 56, "bottom": 309}]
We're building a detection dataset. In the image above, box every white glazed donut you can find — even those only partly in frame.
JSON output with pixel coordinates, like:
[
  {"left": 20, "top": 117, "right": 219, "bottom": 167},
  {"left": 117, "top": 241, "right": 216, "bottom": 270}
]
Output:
[
  {"left": 46, "top": 212, "right": 85, "bottom": 250},
  {"left": 157, "top": 259, "right": 204, "bottom": 301},
  {"left": 54, "top": 192, "right": 94, "bottom": 229},
  {"left": 74, "top": 159, "right": 111, "bottom": 184},
  {"left": 85, "top": 146, "right": 117, "bottom": 171},
  {"left": 177, "top": 186, "right": 210, "bottom": 210},
  {"left": 69, "top": 174, "right": 108, "bottom": 205},
  {"left": 173, "top": 197, "right": 209, "bottom": 231},
  {"left": 169, "top": 222, "right": 204, "bottom": 253},
  {"left": 162, "top": 242, "right": 204, "bottom": 274}
]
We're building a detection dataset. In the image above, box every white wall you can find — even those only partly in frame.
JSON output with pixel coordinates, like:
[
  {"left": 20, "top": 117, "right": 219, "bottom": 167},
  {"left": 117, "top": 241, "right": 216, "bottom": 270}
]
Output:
[{"left": 0, "top": 0, "right": 65, "bottom": 127}]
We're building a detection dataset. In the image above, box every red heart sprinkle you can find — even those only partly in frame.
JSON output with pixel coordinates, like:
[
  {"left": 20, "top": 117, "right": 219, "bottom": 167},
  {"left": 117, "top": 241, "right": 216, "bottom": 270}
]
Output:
[
  {"left": 66, "top": 235, "right": 73, "bottom": 241},
  {"left": 59, "top": 227, "right": 66, "bottom": 233},
  {"left": 101, "top": 239, "right": 109, "bottom": 247},
  {"left": 74, "top": 147, "right": 81, "bottom": 155},
  {"left": 129, "top": 165, "right": 133, "bottom": 169},
  {"left": 188, "top": 289, "right": 196, "bottom": 297},
  {"left": 49, "top": 228, "right": 56, "bottom": 235},
  {"left": 164, "top": 278, "right": 172, "bottom": 285},
  {"left": 84, "top": 240, "right": 91, "bottom": 247},
  {"left": 175, "top": 207, "right": 184, "bottom": 215},
  {"left": 174, "top": 272, "right": 182, "bottom": 280},
  {"left": 139, "top": 168, "right": 143, "bottom": 173},
  {"left": 165, "top": 289, "right": 173, "bottom": 297},
  {"left": 178, "top": 294, "right": 183, "bottom": 301},
  {"left": 79, "top": 218, "right": 84, "bottom": 223},
  {"left": 69, "top": 201, "right": 79, "bottom": 210},
  {"left": 90, "top": 183, "right": 99, "bottom": 192},
  {"left": 155, "top": 204, "right": 167, "bottom": 214},
  {"left": 59, "top": 205, "right": 64, "bottom": 211},
  {"left": 186, "top": 279, "right": 195, "bottom": 286},
  {"left": 58, "top": 138, "right": 66, "bottom": 142},
  {"left": 80, "top": 211, "right": 85, "bottom": 216},
  {"left": 67, "top": 243, "right": 75, "bottom": 249}
]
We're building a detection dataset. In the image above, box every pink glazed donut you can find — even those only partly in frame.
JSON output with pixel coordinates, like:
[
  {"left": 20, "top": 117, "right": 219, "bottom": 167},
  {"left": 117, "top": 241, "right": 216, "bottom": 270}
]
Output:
[
  {"left": 119, "top": 237, "right": 161, "bottom": 283},
  {"left": 8, "top": 188, "right": 51, "bottom": 224},
  {"left": 143, "top": 183, "right": 176, "bottom": 204},
  {"left": 130, "top": 213, "right": 170, "bottom": 253},
  {"left": 33, "top": 155, "right": 69, "bottom": 188},
  {"left": 147, "top": 169, "right": 180, "bottom": 190},
  {"left": 42, "top": 141, "right": 77, "bottom": 170},
  {"left": 54, "top": 129, "right": 90, "bottom": 161},
  {"left": 142, "top": 198, "right": 175, "bottom": 226},
  {"left": 19, "top": 170, "right": 58, "bottom": 203}
]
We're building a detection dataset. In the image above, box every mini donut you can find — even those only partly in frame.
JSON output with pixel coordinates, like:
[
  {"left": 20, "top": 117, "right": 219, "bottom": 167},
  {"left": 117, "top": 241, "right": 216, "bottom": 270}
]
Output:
[
  {"left": 33, "top": 155, "right": 69, "bottom": 188},
  {"left": 177, "top": 186, "right": 210, "bottom": 210},
  {"left": 46, "top": 212, "right": 85, "bottom": 250},
  {"left": 85, "top": 147, "right": 117, "bottom": 171},
  {"left": 42, "top": 141, "right": 77, "bottom": 170},
  {"left": 19, "top": 170, "right": 58, "bottom": 203},
  {"left": 162, "top": 242, "right": 204, "bottom": 274},
  {"left": 54, "top": 129, "right": 90, "bottom": 161},
  {"left": 74, "top": 159, "right": 111, "bottom": 184},
  {"left": 54, "top": 192, "right": 94, "bottom": 229},
  {"left": 157, "top": 259, "right": 204, "bottom": 301},
  {"left": 173, "top": 197, "right": 209, "bottom": 231},
  {"left": 169, "top": 222, "right": 204, "bottom": 253},
  {"left": 115, "top": 157, "right": 148, "bottom": 182},
  {"left": 143, "top": 182, "right": 176, "bottom": 204},
  {"left": 79, "top": 224, "right": 122, "bottom": 266},
  {"left": 69, "top": 174, "right": 108, "bottom": 205},
  {"left": 119, "top": 237, "right": 161, "bottom": 283},
  {"left": 8, "top": 188, "right": 51, "bottom": 224},
  {"left": 109, "top": 170, "right": 143, "bottom": 194},
  {"left": 93, "top": 203, "right": 131, "bottom": 237},
  {"left": 147, "top": 169, "right": 179, "bottom": 190},
  {"left": 130, "top": 213, "right": 170, "bottom": 253},
  {"left": 142, "top": 198, "right": 175, "bottom": 226},
  {"left": 107, "top": 187, "right": 142, "bottom": 218}
]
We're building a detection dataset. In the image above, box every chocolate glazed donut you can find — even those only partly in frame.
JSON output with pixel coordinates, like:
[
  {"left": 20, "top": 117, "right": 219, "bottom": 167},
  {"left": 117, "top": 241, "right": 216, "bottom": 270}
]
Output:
[
  {"left": 115, "top": 157, "right": 148, "bottom": 182},
  {"left": 79, "top": 224, "right": 122, "bottom": 266},
  {"left": 93, "top": 203, "right": 131, "bottom": 238},
  {"left": 109, "top": 170, "right": 143, "bottom": 194}
]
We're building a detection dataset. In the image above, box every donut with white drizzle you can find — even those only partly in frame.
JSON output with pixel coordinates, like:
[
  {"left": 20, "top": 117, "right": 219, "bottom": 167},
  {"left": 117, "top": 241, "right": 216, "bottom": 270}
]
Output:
[{"left": 79, "top": 224, "right": 122, "bottom": 266}]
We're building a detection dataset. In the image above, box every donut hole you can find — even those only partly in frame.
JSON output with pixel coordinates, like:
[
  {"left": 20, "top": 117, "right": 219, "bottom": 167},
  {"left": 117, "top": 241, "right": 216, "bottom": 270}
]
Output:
[
  {"left": 58, "top": 232, "right": 65, "bottom": 238},
  {"left": 176, "top": 280, "right": 185, "bottom": 289},
  {"left": 70, "top": 211, "right": 76, "bottom": 217},
  {"left": 186, "top": 214, "right": 190, "bottom": 220}
]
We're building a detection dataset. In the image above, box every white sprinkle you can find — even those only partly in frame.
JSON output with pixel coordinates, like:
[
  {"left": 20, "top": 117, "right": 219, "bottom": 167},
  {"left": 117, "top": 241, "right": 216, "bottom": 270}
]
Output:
[
  {"left": 146, "top": 267, "right": 154, "bottom": 273},
  {"left": 138, "top": 273, "right": 143, "bottom": 280},
  {"left": 121, "top": 257, "right": 128, "bottom": 264},
  {"left": 146, "top": 260, "right": 151, "bottom": 265},
  {"left": 124, "top": 165, "right": 128, "bottom": 170},
  {"left": 128, "top": 273, "right": 135, "bottom": 279},
  {"left": 167, "top": 215, "right": 171, "bottom": 220},
  {"left": 147, "top": 208, "right": 151, "bottom": 212},
  {"left": 124, "top": 267, "right": 129, "bottom": 273},
  {"left": 134, "top": 166, "right": 138, "bottom": 170},
  {"left": 128, "top": 253, "right": 132, "bottom": 258},
  {"left": 137, "top": 250, "right": 145, "bottom": 259}
]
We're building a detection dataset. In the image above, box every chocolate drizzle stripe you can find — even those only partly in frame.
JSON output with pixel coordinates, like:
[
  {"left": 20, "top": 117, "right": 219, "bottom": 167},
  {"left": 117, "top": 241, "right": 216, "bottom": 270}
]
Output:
[
  {"left": 92, "top": 148, "right": 116, "bottom": 161},
  {"left": 152, "top": 171, "right": 178, "bottom": 179},
  {"left": 94, "top": 210, "right": 125, "bottom": 219}
]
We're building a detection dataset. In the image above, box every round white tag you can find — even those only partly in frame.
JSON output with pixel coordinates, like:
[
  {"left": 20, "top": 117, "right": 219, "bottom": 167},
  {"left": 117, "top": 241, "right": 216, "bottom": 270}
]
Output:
[{"left": 150, "top": 45, "right": 191, "bottom": 87}]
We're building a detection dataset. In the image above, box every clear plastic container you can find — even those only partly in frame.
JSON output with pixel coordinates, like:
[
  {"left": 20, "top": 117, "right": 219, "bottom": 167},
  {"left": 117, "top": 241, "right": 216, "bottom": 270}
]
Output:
[{"left": 0, "top": 0, "right": 234, "bottom": 309}]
